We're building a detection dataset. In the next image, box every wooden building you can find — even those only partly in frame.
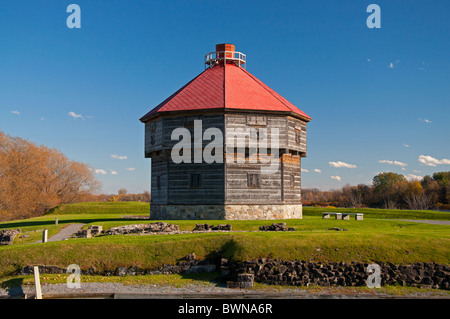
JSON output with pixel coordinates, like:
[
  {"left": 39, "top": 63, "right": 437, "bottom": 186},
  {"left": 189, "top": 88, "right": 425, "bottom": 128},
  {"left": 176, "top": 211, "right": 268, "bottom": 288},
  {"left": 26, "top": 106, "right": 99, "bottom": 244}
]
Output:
[{"left": 140, "top": 44, "right": 311, "bottom": 220}]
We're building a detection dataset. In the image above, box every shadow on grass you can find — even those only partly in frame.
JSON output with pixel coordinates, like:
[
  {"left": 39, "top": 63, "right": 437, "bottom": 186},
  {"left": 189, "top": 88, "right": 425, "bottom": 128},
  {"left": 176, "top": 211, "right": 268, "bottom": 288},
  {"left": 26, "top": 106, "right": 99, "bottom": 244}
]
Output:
[
  {"left": 177, "top": 239, "right": 240, "bottom": 287},
  {"left": 0, "top": 277, "right": 25, "bottom": 297},
  {"left": 0, "top": 217, "right": 145, "bottom": 230}
]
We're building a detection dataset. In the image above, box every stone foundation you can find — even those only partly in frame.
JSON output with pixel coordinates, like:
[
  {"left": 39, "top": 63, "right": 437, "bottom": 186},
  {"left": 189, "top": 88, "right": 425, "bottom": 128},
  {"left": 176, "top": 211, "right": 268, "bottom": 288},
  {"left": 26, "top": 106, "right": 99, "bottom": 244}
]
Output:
[{"left": 150, "top": 204, "right": 302, "bottom": 220}]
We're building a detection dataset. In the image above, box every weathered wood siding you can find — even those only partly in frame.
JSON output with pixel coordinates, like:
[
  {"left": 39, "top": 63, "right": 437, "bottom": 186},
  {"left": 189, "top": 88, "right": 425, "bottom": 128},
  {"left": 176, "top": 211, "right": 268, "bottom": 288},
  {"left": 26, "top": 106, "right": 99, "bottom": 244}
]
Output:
[
  {"left": 150, "top": 154, "right": 168, "bottom": 204},
  {"left": 145, "top": 119, "right": 163, "bottom": 156},
  {"left": 286, "top": 117, "right": 307, "bottom": 155},
  {"left": 224, "top": 113, "right": 304, "bottom": 205},
  {"left": 146, "top": 113, "right": 225, "bottom": 205},
  {"left": 281, "top": 154, "right": 302, "bottom": 203},
  {"left": 145, "top": 111, "right": 305, "bottom": 207}
]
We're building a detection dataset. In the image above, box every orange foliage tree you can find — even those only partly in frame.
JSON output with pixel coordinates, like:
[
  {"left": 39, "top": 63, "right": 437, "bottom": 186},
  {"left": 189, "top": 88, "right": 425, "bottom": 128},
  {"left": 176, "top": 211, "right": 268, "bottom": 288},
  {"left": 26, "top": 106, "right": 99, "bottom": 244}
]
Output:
[{"left": 0, "top": 131, "right": 100, "bottom": 220}]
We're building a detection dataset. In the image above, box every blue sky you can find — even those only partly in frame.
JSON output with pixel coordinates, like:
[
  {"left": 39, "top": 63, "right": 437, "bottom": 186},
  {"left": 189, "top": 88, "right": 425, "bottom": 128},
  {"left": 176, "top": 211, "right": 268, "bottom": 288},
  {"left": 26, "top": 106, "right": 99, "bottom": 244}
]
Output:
[{"left": 1, "top": 0, "right": 449, "bottom": 194}]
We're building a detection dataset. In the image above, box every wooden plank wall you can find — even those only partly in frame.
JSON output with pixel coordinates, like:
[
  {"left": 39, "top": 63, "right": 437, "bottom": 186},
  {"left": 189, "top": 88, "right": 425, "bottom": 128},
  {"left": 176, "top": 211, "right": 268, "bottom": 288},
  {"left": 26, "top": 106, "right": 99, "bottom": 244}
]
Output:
[{"left": 224, "top": 113, "right": 304, "bottom": 205}]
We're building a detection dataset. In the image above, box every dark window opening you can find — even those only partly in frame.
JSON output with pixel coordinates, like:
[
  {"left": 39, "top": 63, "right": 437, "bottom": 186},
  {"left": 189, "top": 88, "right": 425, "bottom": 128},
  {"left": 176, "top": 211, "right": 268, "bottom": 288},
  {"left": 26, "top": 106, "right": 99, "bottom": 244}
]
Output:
[
  {"left": 190, "top": 173, "right": 201, "bottom": 188},
  {"left": 290, "top": 174, "right": 295, "bottom": 188},
  {"left": 247, "top": 173, "right": 261, "bottom": 188}
]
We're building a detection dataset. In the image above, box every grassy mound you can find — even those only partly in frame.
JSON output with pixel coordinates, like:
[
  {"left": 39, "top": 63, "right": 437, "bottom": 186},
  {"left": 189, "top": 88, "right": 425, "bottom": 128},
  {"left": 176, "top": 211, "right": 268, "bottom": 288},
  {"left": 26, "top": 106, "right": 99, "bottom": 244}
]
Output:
[
  {"left": 0, "top": 202, "right": 448, "bottom": 278},
  {"left": 45, "top": 202, "right": 150, "bottom": 215}
]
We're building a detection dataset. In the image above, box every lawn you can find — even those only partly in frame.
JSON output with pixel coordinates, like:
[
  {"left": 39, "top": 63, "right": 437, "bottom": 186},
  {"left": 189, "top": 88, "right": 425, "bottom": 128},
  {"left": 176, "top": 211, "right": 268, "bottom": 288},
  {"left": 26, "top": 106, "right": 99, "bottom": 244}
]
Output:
[{"left": 0, "top": 202, "right": 449, "bottom": 279}]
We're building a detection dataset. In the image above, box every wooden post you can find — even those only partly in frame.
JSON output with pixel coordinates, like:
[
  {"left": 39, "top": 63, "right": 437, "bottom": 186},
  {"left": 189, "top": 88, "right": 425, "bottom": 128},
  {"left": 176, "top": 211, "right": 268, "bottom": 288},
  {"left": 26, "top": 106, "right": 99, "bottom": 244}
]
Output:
[
  {"left": 55, "top": 217, "right": 58, "bottom": 226},
  {"left": 42, "top": 229, "right": 48, "bottom": 243},
  {"left": 33, "top": 266, "right": 42, "bottom": 299}
]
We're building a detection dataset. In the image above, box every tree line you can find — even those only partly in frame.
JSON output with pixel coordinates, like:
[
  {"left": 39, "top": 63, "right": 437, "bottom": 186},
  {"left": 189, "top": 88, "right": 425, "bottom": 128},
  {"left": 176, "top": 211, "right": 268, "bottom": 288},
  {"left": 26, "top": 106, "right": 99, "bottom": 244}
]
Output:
[
  {"left": 0, "top": 131, "right": 100, "bottom": 220},
  {"left": 303, "top": 172, "right": 450, "bottom": 210}
]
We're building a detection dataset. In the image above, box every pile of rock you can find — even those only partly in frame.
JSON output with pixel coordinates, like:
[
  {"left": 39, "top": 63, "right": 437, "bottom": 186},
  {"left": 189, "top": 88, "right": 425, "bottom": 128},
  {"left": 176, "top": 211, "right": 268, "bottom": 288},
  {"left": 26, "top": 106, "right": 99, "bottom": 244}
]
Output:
[
  {"left": 227, "top": 274, "right": 254, "bottom": 289},
  {"left": 193, "top": 224, "right": 232, "bottom": 232},
  {"left": 228, "top": 259, "right": 450, "bottom": 289},
  {"left": 74, "top": 225, "right": 103, "bottom": 238},
  {"left": 328, "top": 227, "right": 348, "bottom": 231},
  {"left": 0, "top": 229, "right": 21, "bottom": 245},
  {"left": 259, "top": 223, "right": 294, "bottom": 231},
  {"left": 105, "top": 222, "right": 180, "bottom": 235}
]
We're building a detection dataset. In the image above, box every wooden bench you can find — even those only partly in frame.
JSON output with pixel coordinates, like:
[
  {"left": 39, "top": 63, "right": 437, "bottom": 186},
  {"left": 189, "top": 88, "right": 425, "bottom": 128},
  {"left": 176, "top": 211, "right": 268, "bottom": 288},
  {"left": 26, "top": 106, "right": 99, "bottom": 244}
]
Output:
[{"left": 322, "top": 212, "right": 363, "bottom": 220}]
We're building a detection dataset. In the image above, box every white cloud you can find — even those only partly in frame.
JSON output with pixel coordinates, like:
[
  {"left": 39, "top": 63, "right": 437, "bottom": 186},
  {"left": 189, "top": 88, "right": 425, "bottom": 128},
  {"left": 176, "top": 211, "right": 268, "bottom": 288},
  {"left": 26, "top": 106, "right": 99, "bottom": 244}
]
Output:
[
  {"left": 68, "top": 112, "right": 84, "bottom": 120},
  {"left": 110, "top": 170, "right": 118, "bottom": 175},
  {"left": 406, "top": 174, "right": 423, "bottom": 181},
  {"left": 111, "top": 154, "right": 128, "bottom": 160},
  {"left": 413, "top": 170, "right": 421, "bottom": 173},
  {"left": 126, "top": 167, "right": 136, "bottom": 171},
  {"left": 378, "top": 160, "right": 408, "bottom": 167},
  {"left": 40, "top": 117, "right": 45, "bottom": 121},
  {"left": 313, "top": 169, "right": 322, "bottom": 173},
  {"left": 403, "top": 144, "right": 409, "bottom": 148},
  {"left": 331, "top": 176, "right": 342, "bottom": 181},
  {"left": 95, "top": 169, "right": 108, "bottom": 175},
  {"left": 418, "top": 155, "right": 450, "bottom": 167},
  {"left": 11, "top": 110, "right": 20, "bottom": 115},
  {"left": 419, "top": 118, "right": 432, "bottom": 123},
  {"left": 329, "top": 161, "right": 357, "bottom": 168},
  {"left": 388, "top": 60, "right": 400, "bottom": 69},
  {"left": 401, "top": 167, "right": 406, "bottom": 171},
  {"left": 301, "top": 168, "right": 309, "bottom": 173},
  {"left": 367, "top": 58, "right": 371, "bottom": 62}
]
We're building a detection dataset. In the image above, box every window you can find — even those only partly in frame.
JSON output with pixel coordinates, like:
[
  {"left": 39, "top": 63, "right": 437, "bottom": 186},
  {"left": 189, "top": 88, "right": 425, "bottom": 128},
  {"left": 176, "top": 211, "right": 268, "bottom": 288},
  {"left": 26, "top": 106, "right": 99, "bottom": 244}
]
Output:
[
  {"left": 190, "top": 173, "right": 201, "bottom": 188},
  {"left": 150, "top": 134, "right": 155, "bottom": 145},
  {"left": 246, "top": 115, "right": 267, "bottom": 126},
  {"left": 247, "top": 173, "right": 261, "bottom": 188},
  {"left": 290, "top": 174, "right": 295, "bottom": 188},
  {"left": 295, "top": 130, "right": 302, "bottom": 144}
]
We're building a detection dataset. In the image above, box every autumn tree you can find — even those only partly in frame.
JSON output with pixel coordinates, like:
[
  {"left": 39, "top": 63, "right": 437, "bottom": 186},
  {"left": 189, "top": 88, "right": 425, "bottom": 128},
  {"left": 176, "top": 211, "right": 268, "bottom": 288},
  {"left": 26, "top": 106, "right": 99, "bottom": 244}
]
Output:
[
  {"left": 0, "top": 131, "right": 100, "bottom": 220},
  {"left": 373, "top": 172, "right": 407, "bottom": 208}
]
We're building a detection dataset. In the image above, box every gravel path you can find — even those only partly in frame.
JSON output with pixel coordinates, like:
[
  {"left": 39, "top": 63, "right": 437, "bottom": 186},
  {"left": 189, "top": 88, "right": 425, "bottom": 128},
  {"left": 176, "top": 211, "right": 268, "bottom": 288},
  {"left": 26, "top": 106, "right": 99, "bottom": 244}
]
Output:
[
  {"left": 33, "top": 223, "right": 85, "bottom": 244},
  {"left": 398, "top": 220, "right": 450, "bottom": 226},
  {"left": 2, "top": 282, "right": 448, "bottom": 299}
]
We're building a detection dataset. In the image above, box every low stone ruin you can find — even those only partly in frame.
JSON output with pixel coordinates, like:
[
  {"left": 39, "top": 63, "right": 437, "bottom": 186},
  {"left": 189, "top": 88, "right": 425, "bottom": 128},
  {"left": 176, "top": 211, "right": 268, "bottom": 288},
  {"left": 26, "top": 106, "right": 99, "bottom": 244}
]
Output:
[
  {"left": 0, "top": 229, "right": 21, "bottom": 245},
  {"left": 74, "top": 225, "right": 103, "bottom": 238},
  {"left": 105, "top": 222, "right": 180, "bottom": 235},
  {"left": 259, "top": 223, "right": 294, "bottom": 231},
  {"left": 75, "top": 229, "right": 92, "bottom": 238},
  {"left": 193, "top": 224, "right": 232, "bottom": 232},
  {"left": 228, "top": 259, "right": 450, "bottom": 290},
  {"left": 328, "top": 227, "right": 348, "bottom": 231},
  {"left": 89, "top": 225, "right": 103, "bottom": 236},
  {"left": 227, "top": 274, "right": 255, "bottom": 289}
]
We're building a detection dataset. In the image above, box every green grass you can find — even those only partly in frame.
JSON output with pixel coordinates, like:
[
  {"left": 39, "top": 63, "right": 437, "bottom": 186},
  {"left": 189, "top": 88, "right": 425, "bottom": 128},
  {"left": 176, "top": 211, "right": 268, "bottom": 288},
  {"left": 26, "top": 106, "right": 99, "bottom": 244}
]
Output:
[
  {"left": 303, "top": 206, "right": 450, "bottom": 220},
  {"left": 45, "top": 201, "right": 150, "bottom": 215},
  {"left": 0, "top": 202, "right": 449, "bottom": 279}
]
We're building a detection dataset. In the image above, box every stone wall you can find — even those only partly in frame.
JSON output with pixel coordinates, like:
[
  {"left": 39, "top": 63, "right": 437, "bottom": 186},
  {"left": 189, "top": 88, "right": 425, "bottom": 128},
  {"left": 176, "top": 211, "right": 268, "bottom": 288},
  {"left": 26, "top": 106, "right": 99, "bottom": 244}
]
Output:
[
  {"left": 19, "top": 258, "right": 450, "bottom": 290},
  {"left": 150, "top": 204, "right": 302, "bottom": 220},
  {"left": 224, "top": 204, "right": 302, "bottom": 220},
  {"left": 228, "top": 259, "right": 450, "bottom": 290}
]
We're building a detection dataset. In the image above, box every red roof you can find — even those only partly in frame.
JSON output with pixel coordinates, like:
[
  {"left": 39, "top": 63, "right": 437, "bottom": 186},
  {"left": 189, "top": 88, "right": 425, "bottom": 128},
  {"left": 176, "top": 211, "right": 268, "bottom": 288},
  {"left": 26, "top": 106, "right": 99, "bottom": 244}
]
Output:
[{"left": 140, "top": 63, "right": 311, "bottom": 122}]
